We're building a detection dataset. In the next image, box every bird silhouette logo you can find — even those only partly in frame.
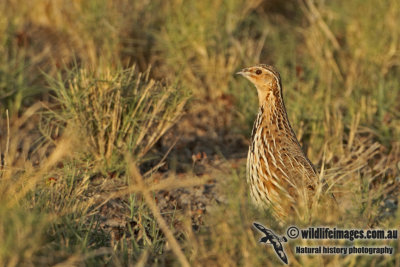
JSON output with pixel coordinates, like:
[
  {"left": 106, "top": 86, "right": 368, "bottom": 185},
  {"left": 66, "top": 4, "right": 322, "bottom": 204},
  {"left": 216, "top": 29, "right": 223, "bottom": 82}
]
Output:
[{"left": 253, "top": 222, "right": 288, "bottom": 264}]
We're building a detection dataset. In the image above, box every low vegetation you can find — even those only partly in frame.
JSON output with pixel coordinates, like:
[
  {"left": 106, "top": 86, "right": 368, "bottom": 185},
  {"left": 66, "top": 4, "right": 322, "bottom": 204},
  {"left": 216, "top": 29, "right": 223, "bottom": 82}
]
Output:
[{"left": 0, "top": 0, "right": 399, "bottom": 266}]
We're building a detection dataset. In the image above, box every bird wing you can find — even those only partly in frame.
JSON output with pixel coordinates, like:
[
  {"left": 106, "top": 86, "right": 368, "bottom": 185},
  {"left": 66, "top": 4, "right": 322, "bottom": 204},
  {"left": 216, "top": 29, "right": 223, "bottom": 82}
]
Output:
[
  {"left": 271, "top": 239, "right": 288, "bottom": 264},
  {"left": 253, "top": 222, "right": 267, "bottom": 232},
  {"left": 253, "top": 223, "right": 275, "bottom": 236}
]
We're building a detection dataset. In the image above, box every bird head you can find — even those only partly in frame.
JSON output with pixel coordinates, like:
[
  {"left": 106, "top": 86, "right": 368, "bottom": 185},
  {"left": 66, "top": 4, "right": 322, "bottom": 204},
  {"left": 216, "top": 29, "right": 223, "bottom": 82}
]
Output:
[{"left": 237, "top": 64, "right": 282, "bottom": 106}]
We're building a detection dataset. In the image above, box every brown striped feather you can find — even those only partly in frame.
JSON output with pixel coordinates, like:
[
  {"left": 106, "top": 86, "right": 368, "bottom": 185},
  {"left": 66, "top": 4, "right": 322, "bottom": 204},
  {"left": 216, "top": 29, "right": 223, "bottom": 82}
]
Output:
[{"left": 240, "top": 64, "right": 319, "bottom": 221}]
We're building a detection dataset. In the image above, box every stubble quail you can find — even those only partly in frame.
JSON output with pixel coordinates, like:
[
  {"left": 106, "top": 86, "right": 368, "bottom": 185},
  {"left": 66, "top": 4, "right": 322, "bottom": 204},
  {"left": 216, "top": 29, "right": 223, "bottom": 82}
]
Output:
[{"left": 237, "top": 64, "right": 320, "bottom": 221}]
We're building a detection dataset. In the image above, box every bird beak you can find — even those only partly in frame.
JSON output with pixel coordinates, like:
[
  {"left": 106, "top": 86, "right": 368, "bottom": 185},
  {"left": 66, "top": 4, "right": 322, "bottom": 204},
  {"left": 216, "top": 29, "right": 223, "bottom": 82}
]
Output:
[{"left": 236, "top": 68, "right": 250, "bottom": 76}]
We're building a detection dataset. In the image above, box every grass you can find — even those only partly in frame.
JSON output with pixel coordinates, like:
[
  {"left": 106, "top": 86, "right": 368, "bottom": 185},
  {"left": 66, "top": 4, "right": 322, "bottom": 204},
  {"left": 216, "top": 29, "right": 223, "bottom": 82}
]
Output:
[
  {"left": 44, "top": 65, "right": 187, "bottom": 165},
  {"left": 0, "top": 0, "right": 399, "bottom": 266}
]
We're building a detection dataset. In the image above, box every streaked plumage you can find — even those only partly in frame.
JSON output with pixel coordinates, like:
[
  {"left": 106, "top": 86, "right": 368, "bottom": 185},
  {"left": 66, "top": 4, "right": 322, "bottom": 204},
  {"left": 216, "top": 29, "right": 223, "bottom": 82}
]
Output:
[{"left": 238, "top": 64, "right": 318, "bottom": 221}]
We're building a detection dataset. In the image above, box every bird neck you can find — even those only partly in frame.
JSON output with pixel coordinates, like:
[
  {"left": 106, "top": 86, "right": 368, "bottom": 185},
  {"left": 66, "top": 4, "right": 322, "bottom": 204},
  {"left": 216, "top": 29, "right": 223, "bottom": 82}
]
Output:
[
  {"left": 254, "top": 80, "right": 300, "bottom": 145},
  {"left": 255, "top": 79, "right": 283, "bottom": 107},
  {"left": 256, "top": 87, "right": 269, "bottom": 107},
  {"left": 258, "top": 89, "right": 297, "bottom": 143},
  {"left": 256, "top": 83, "right": 286, "bottom": 120},
  {"left": 258, "top": 92, "right": 317, "bottom": 176}
]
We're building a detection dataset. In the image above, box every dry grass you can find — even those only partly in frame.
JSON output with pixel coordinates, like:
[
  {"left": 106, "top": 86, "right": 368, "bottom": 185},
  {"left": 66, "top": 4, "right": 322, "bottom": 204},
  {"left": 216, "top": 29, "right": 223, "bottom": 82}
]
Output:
[
  {"left": 0, "top": 0, "right": 399, "bottom": 266},
  {"left": 44, "top": 65, "right": 187, "bottom": 165}
]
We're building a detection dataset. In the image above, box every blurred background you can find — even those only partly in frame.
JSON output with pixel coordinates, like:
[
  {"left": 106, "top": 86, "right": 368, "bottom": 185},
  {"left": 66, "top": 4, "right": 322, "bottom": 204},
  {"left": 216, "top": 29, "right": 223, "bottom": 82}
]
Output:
[{"left": 0, "top": 0, "right": 399, "bottom": 266}]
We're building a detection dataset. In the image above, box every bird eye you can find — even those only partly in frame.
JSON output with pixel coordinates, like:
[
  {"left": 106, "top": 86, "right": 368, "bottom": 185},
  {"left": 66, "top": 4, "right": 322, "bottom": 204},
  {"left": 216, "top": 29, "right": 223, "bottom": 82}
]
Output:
[{"left": 255, "top": 69, "right": 262, "bottom": 75}]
